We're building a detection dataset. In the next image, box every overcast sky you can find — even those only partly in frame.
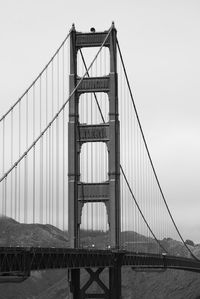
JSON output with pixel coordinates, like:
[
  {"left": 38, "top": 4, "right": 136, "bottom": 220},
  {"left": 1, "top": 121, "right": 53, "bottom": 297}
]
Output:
[{"left": 0, "top": 0, "right": 200, "bottom": 242}]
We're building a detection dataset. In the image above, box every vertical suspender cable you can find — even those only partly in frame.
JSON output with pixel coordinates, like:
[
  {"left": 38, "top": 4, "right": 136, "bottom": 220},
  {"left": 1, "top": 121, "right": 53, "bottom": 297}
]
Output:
[
  {"left": 49, "top": 123, "right": 51, "bottom": 224},
  {"left": 139, "top": 128, "right": 143, "bottom": 236},
  {"left": 4, "top": 176, "right": 7, "bottom": 216},
  {"left": 127, "top": 87, "right": 131, "bottom": 234},
  {"left": 18, "top": 100, "right": 21, "bottom": 221},
  {"left": 123, "top": 73, "right": 127, "bottom": 239},
  {"left": 40, "top": 77, "right": 43, "bottom": 224},
  {"left": 131, "top": 103, "right": 135, "bottom": 247},
  {"left": 33, "top": 85, "right": 36, "bottom": 223},
  {"left": 51, "top": 60, "right": 54, "bottom": 225},
  {"left": 145, "top": 149, "right": 149, "bottom": 241},
  {"left": 62, "top": 45, "right": 65, "bottom": 230},
  {"left": 56, "top": 52, "right": 60, "bottom": 227},
  {"left": 122, "top": 72, "right": 125, "bottom": 238},
  {"left": 11, "top": 109, "right": 13, "bottom": 218},
  {"left": 133, "top": 99, "right": 137, "bottom": 244},
  {"left": 2, "top": 118, "right": 5, "bottom": 215},
  {"left": 46, "top": 69, "right": 48, "bottom": 224},
  {"left": 15, "top": 166, "right": 17, "bottom": 220},
  {"left": 24, "top": 93, "right": 28, "bottom": 223}
]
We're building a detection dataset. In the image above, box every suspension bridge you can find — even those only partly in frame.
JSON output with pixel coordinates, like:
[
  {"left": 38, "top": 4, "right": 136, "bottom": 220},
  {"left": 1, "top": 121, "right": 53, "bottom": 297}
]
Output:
[{"left": 0, "top": 23, "right": 200, "bottom": 298}]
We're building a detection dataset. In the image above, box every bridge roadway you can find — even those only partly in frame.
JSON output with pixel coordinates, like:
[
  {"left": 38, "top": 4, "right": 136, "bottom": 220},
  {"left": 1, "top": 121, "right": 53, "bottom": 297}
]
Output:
[{"left": 0, "top": 247, "right": 200, "bottom": 281}]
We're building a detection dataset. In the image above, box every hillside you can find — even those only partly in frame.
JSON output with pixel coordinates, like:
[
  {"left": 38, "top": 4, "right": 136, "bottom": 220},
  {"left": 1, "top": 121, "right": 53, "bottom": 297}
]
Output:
[
  {"left": 0, "top": 217, "right": 200, "bottom": 298},
  {"left": 0, "top": 217, "right": 68, "bottom": 247}
]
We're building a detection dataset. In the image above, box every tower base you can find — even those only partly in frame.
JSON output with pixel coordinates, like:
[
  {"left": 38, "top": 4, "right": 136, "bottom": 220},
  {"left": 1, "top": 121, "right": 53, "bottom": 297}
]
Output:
[{"left": 68, "top": 265, "right": 121, "bottom": 299}]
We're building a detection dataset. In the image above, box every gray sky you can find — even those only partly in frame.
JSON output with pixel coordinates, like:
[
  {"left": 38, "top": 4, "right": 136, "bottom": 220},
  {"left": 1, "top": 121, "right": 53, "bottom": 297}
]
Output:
[{"left": 0, "top": 0, "right": 200, "bottom": 242}]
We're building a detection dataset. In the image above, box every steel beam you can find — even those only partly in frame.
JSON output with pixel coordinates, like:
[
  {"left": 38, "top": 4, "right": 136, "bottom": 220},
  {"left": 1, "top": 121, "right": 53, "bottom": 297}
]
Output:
[
  {"left": 69, "top": 268, "right": 80, "bottom": 298},
  {"left": 76, "top": 32, "right": 110, "bottom": 48},
  {"left": 109, "top": 266, "right": 121, "bottom": 299}
]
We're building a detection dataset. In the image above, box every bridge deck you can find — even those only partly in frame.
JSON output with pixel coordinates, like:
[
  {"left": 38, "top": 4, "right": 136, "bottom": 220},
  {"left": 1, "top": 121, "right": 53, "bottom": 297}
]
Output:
[{"left": 0, "top": 247, "right": 200, "bottom": 281}]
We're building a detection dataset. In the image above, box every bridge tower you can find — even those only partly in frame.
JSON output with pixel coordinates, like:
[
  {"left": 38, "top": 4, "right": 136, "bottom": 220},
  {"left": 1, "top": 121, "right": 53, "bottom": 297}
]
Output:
[{"left": 68, "top": 24, "right": 121, "bottom": 298}]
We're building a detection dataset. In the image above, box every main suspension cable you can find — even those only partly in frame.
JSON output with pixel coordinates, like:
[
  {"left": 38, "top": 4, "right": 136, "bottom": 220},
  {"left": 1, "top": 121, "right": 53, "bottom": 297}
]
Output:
[
  {"left": 0, "top": 29, "right": 71, "bottom": 123},
  {"left": 116, "top": 39, "right": 198, "bottom": 261},
  {"left": 0, "top": 25, "right": 113, "bottom": 184}
]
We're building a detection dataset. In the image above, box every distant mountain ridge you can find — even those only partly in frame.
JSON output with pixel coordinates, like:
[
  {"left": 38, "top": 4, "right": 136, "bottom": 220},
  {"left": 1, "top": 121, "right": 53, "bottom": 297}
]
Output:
[{"left": 0, "top": 216, "right": 68, "bottom": 247}]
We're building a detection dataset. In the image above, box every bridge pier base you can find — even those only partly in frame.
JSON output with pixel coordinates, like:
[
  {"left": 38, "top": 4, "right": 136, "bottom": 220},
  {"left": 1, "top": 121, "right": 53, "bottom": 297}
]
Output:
[
  {"left": 68, "top": 266, "right": 121, "bottom": 299},
  {"left": 69, "top": 269, "right": 80, "bottom": 298},
  {"left": 109, "top": 265, "right": 121, "bottom": 299}
]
